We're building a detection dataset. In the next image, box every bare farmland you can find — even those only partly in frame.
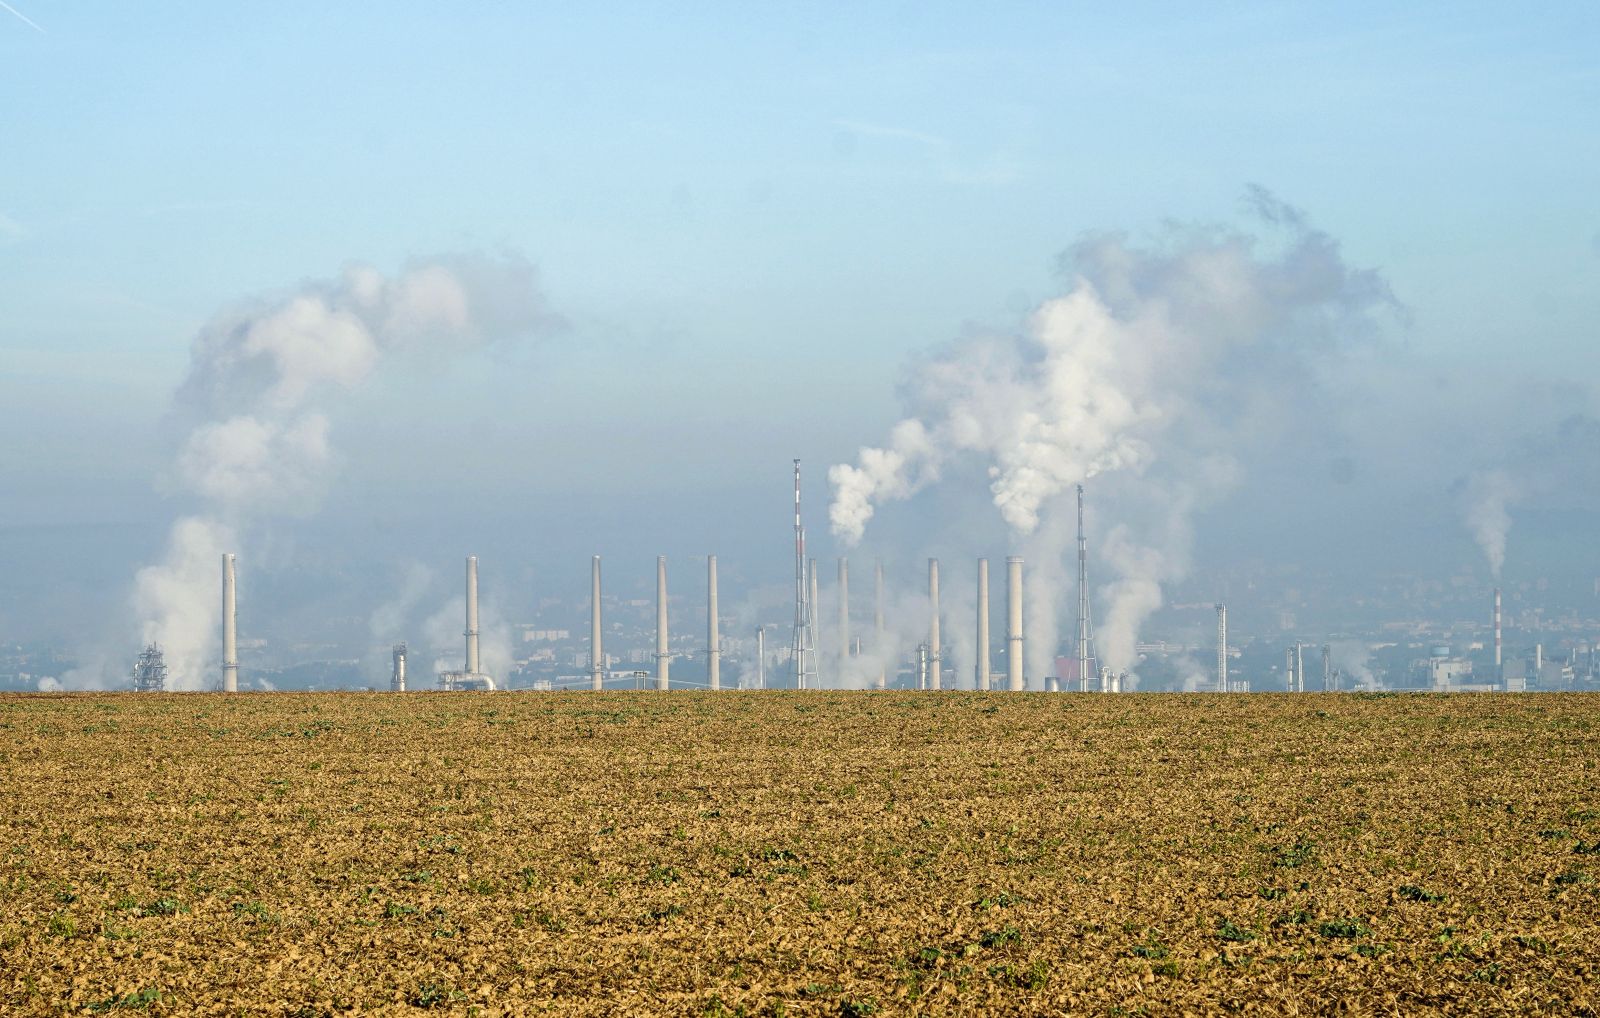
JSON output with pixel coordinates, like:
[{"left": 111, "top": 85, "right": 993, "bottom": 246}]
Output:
[{"left": 1, "top": 692, "right": 1596, "bottom": 1015}]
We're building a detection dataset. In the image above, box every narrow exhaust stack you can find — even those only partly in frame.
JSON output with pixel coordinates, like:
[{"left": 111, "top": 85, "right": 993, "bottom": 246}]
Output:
[
  {"left": 809, "top": 556, "right": 821, "bottom": 688},
  {"left": 976, "top": 558, "right": 991, "bottom": 691},
  {"left": 838, "top": 557, "right": 850, "bottom": 673},
  {"left": 928, "top": 558, "right": 942, "bottom": 690},
  {"left": 874, "top": 559, "right": 886, "bottom": 690},
  {"left": 465, "top": 556, "right": 480, "bottom": 676},
  {"left": 221, "top": 553, "right": 238, "bottom": 693},
  {"left": 756, "top": 625, "right": 766, "bottom": 690},
  {"left": 1215, "top": 603, "right": 1227, "bottom": 693},
  {"left": 1006, "top": 556, "right": 1024, "bottom": 691},
  {"left": 656, "top": 556, "right": 669, "bottom": 690},
  {"left": 391, "top": 643, "right": 407, "bottom": 692},
  {"left": 707, "top": 555, "right": 720, "bottom": 691},
  {"left": 591, "top": 556, "right": 604, "bottom": 691},
  {"left": 1493, "top": 587, "right": 1503, "bottom": 676}
]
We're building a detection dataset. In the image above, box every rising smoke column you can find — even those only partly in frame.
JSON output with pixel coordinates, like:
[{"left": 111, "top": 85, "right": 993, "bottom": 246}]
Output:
[
  {"left": 1461, "top": 469, "right": 1518, "bottom": 579},
  {"left": 1457, "top": 414, "right": 1600, "bottom": 580},
  {"left": 829, "top": 189, "right": 1395, "bottom": 680},
  {"left": 131, "top": 254, "right": 554, "bottom": 689}
]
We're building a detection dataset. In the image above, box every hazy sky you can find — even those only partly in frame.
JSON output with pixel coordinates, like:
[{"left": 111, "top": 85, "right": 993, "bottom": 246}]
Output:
[{"left": 2, "top": 3, "right": 1598, "bottom": 655}]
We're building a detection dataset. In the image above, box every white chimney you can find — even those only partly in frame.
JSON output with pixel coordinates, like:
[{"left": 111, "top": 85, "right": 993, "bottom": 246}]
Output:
[
  {"left": 928, "top": 557, "right": 942, "bottom": 690},
  {"left": 1006, "top": 556, "right": 1024, "bottom": 691},
  {"left": 976, "top": 558, "right": 990, "bottom": 691},
  {"left": 874, "top": 558, "right": 886, "bottom": 690},
  {"left": 221, "top": 553, "right": 238, "bottom": 693},
  {"left": 465, "top": 556, "right": 480, "bottom": 675},
  {"left": 837, "top": 557, "right": 850, "bottom": 672},
  {"left": 707, "top": 555, "right": 720, "bottom": 691},
  {"left": 591, "top": 556, "right": 604, "bottom": 691},
  {"left": 656, "top": 556, "right": 669, "bottom": 690}
]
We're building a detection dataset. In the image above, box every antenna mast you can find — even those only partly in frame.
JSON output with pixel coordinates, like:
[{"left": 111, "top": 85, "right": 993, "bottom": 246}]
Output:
[
  {"left": 1075, "top": 484, "right": 1100, "bottom": 692},
  {"left": 790, "top": 460, "right": 819, "bottom": 689}
]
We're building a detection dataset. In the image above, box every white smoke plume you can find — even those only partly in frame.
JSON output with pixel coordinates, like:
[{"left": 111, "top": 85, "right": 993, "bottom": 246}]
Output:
[
  {"left": 1329, "top": 641, "right": 1379, "bottom": 691},
  {"left": 1458, "top": 415, "right": 1600, "bottom": 579},
  {"left": 118, "top": 253, "right": 554, "bottom": 690},
  {"left": 423, "top": 595, "right": 516, "bottom": 684},
  {"left": 830, "top": 190, "right": 1395, "bottom": 679},
  {"left": 1462, "top": 469, "right": 1518, "bottom": 579}
]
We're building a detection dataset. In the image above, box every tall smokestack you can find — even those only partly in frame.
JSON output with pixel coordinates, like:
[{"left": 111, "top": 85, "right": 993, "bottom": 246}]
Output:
[
  {"left": 221, "top": 553, "right": 237, "bottom": 693},
  {"left": 465, "top": 556, "right": 480, "bottom": 675},
  {"left": 1215, "top": 603, "right": 1227, "bottom": 693},
  {"left": 874, "top": 559, "right": 886, "bottom": 690},
  {"left": 1493, "top": 587, "right": 1503, "bottom": 675},
  {"left": 707, "top": 555, "right": 720, "bottom": 691},
  {"left": 1321, "top": 643, "right": 1331, "bottom": 693},
  {"left": 591, "top": 556, "right": 604, "bottom": 691},
  {"left": 756, "top": 625, "right": 766, "bottom": 689},
  {"left": 838, "top": 558, "right": 850, "bottom": 674},
  {"left": 809, "top": 556, "right": 821, "bottom": 688},
  {"left": 391, "top": 642, "right": 407, "bottom": 692},
  {"left": 656, "top": 556, "right": 669, "bottom": 690},
  {"left": 1006, "top": 556, "right": 1024, "bottom": 691},
  {"left": 928, "top": 558, "right": 942, "bottom": 690},
  {"left": 976, "top": 558, "right": 991, "bottom": 691},
  {"left": 1296, "top": 642, "right": 1304, "bottom": 694}
]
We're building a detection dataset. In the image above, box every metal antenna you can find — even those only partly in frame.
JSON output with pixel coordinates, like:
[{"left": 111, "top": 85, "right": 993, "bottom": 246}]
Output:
[
  {"left": 1075, "top": 484, "right": 1100, "bottom": 691},
  {"left": 790, "top": 460, "right": 819, "bottom": 689}
]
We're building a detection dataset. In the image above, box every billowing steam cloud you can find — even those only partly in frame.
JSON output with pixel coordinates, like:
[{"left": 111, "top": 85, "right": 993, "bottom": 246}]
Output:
[
  {"left": 1458, "top": 415, "right": 1600, "bottom": 579},
  {"left": 1462, "top": 469, "right": 1518, "bottom": 579},
  {"left": 830, "top": 189, "right": 1395, "bottom": 680},
  {"left": 128, "top": 254, "right": 554, "bottom": 689}
]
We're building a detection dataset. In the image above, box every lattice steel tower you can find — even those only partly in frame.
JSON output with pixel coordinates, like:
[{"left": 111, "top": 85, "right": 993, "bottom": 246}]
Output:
[
  {"left": 790, "top": 459, "right": 819, "bottom": 689},
  {"left": 1075, "top": 484, "right": 1100, "bottom": 692},
  {"left": 131, "top": 644, "right": 168, "bottom": 693}
]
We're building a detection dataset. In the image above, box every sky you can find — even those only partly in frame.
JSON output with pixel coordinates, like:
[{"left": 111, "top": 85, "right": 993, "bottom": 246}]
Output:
[{"left": 1, "top": 3, "right": 1598, "bottom": 667}]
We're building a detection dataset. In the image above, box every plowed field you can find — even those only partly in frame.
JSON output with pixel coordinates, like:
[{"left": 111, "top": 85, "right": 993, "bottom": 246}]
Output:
[{"left": 1, "top": 692, "right": 1596, "bottom": 1015}]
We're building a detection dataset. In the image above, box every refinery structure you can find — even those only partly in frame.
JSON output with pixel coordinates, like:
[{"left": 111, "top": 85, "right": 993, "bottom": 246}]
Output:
[{"left": 113, "top": 464, "right": 1591, "bottom": 696}]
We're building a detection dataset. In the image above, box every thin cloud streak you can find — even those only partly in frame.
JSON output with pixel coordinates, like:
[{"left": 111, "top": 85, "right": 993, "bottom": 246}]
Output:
[{"left": 0, "top": 1, "right": 44, "bottom": 33}]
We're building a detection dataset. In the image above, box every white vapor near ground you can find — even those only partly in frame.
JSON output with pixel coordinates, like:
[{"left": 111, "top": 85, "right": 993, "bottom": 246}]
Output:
[
  {"left": 830, "top": 189, "right": 1397, "bottom": 683},
  {"left": 104, "top": 254, "right": 556, "bottom": 690}
]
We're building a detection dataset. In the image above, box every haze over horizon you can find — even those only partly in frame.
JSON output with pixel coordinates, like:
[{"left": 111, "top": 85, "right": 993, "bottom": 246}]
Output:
[{"left": 2, "top": 4, "right": 1597, "bottom": 685}]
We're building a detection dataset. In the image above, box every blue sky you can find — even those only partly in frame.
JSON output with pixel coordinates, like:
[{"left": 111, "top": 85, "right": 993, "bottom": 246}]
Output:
[{"left": 1, "top": 3, "right": 1598, "bottom": 639}]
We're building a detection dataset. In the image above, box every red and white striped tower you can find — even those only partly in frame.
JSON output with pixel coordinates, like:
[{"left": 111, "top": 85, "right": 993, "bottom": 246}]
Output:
[{"left": 1493, "top": 587, "right": 1503, "bottom": 676}]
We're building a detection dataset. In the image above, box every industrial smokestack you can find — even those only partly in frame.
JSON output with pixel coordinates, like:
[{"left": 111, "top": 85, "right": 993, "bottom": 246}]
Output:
[
  {"left": 809, "top": 556, "right": 821, "bottom": 688},
  {"left": 656, "top": 556, "right": 669, "bottom": 691},
  {"left": 1296, "top": 642, "right": 1305, "bottom": 694},
  {"left": 1493, "top": 587, "right": 1503, "bottom": 675},
  {"left": 221, "top": 553, "right": 238, "bottom": 693},
  {"left": 465, "top": 555, "right": 480, "bottom": 675},
  {"left": 976, "top": 558, "right": 991, "bottom": 691},
  {"left": 1215, "top": 603, "right": 1227, "bottom": 693},
  {"left": 874, "top": 559, "right": 886, "bottom": 690},
  {"left": 591, "top": 556, "right": 604, "bottom": 691},
  {"left": 1006, "top": 556, "right": 1024, "bottom": 691},
  {"left": 1321, "top": 643, "right": 1331, "bottom": 693},
  {"left": 838, "top": 557, "right": 850, "bottom": 672},
  {"left": 756, "top": 625, "right": 766, "bottom": 690},
  {"left": 392, "top": 642, "right": 407, "bottom": 692},
  {"left": 707, "top": 555, "right": 720, "bottom": 691},
  {"left": 928, "top": 558, "right": 942, "bottom": 690}
]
